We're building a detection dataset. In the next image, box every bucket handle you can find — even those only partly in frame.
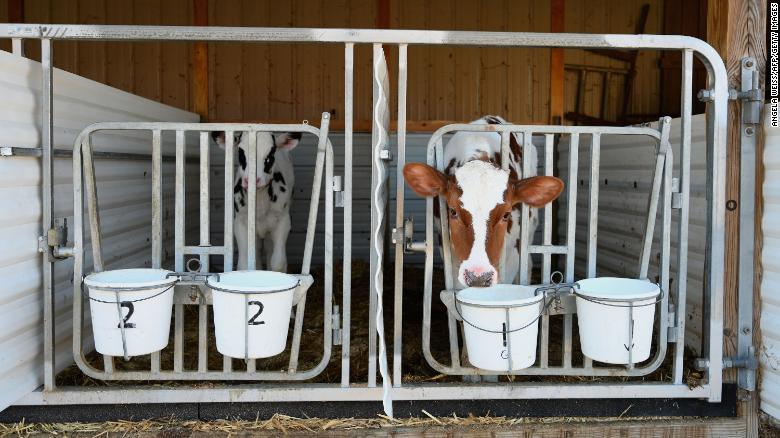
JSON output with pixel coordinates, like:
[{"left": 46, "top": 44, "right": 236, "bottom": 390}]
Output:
[
  {"left": 572, "top": 283, "right": 665, "bottom": 308},
  {"left": 455, "top": 295, "right": 555, "bottom": 335}
]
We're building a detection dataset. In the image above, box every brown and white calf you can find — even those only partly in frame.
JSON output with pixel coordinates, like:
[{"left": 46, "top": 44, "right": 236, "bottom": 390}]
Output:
[{"left": 404, "top": 115, "right": 563, "bottom": 288}]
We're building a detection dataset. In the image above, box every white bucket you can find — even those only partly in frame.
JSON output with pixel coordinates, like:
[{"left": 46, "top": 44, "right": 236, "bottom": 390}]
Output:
[
  {"left": 574, "top": 277, "right": 660, "bottom": 364},
  {"left": 456, "top": 285, "right": 544, "bottom": 371},
  {"left": 85, "top": 268, "right": 177, "bottom": 358},
  {"left": 207, "top": 270, "right": 299, "bottom": 359}
]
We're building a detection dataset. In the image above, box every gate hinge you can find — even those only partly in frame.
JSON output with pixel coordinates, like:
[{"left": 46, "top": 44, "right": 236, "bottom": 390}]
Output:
[
  {"left": 728, "top": 57, "right": 763, "bottom": 125},
  {"left": 332, "top": 305, "right": 343, "bottom": 345},
  {"left": 671, "top": 177, "right": 683, "bottom": 209},
  {"left": 332, "top": 175, "right": 344, "bottom": 208},
  {"left": 667, "top": 307, "right": 678, "bottom": 342},
  {"left": 693, "top": 348, "right": 759, "bottom": 372}
]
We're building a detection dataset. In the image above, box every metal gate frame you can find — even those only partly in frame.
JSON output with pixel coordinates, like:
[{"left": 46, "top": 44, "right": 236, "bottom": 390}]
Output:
[{"left": 0, "top": 24, "right": 727, "bottom": 405}]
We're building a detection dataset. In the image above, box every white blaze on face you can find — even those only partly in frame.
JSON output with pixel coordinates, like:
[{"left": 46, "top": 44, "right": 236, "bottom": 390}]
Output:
[{"left": 454, "top": 160, "right": 508, "bottom": 286}]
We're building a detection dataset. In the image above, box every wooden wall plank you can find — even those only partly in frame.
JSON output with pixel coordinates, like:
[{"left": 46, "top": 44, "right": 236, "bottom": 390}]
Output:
[
  {"left": 478, "top": 0, "right": 507, "bottom": 118},
  {"left": 240, "top": 0, "right": 270, "bottom": 122},
  {"left": 160, "top": 0, "right": 190, "bottom": 111},
  {"left": 320, "top": 0, "right": 348, "bottom": 123},
  {"left": 427, "top": 0, "right": 454, "bottom": 121},
  {"left": 398, "top": 0, "right": 427, "bottom": 123},
  {"left": 212, "top": 0, "right": 242, "bottom": 121},
  {"left": 51, "top": 0, "right": 78, "bottom": 74},
  {"left": 532, "top": 0, "right": 551, "bottom": 123},
  {"left": 506, "top": 0, "right": 534, "bottom": 123},
  {"left": 294, "top": 0, "right": 323, "bottom": 122},
  {"left": 348, "top": 0, "right": 375, "bottom": 127},
  {"left": 132, "top": 0, "right": 161, "bottom": 101},
  {"left": 20, "top": 0, "right": 49, "bottom": 60},
  {"left": 192, "top": 0, "right": 208, "bottom": 119},
  {"left": 267, "top": 0, "right": 294, "bottom": 121},
  {"left": 550, "top": 0, "right": 565, "bottom": 123},
  {"left": 77, "top": 0, "right": 106, "bottom": 83},
  {"left": 105, "top": 0, "right": 133, "bottom": 92},
  {"left": 453, "top": 0, "right": 480, "bottom": 123}
]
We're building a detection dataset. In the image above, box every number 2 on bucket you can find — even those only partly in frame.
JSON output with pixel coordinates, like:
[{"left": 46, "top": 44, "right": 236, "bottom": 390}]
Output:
[
  {"left": 248, "top": 301, "right": 266, "bottom": 326},
  {"left": 117, "top": 301, "right": 136, "bottom": 329}
]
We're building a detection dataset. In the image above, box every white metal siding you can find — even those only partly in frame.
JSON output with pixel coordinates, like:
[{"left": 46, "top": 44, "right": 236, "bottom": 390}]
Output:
[
  {"left": 0, "top": 50, "right": 198, "bottom": 412},
  {"left": 761, "top": 105, "right": 780, "bottom": 421},
  {"left": 557, "top": 115, "right": 708, "bottom": 353}
]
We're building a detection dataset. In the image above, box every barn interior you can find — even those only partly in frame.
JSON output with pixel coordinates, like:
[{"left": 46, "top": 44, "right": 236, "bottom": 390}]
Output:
[{"left": 0, "top": 0, "right": 717, "bottom": 388}]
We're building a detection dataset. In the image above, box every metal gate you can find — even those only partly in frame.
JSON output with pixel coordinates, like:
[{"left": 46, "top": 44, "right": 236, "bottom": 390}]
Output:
[{"left": 1, "top": 24, "right": 729, "bottom": 406}]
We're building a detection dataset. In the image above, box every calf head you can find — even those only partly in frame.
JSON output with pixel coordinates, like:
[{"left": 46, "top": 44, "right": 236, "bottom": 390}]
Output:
[
  {"left": 403, "top": 160, "right": 563, "bottom": 288},
  {"left": 212, "top": 131, "right": 301, "bottom": 189}
]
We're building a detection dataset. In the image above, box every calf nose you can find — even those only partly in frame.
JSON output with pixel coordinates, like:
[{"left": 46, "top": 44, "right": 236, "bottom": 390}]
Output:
[
  {"left": 462, "top": 267, "right": 496, "bottom": 287},
  {"left": 242, "top": 176, "right": 268, "bottom": 189}
]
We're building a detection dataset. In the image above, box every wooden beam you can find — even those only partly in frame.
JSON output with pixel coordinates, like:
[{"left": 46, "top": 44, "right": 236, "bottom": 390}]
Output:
[
  {"left": 549, "top": 0, "right": 565, "bottom": 124},
  {"left": 192, "top": 0, "right": 208, "bottom": 120},
  {"left": 7, "top": 0, "right": 23, "bottom": 23},
  {"left": 707, "top": 1, "right": 766, "bottom": 437},
  {"left": 376, "top": 0, "right": 391, "bottom": 29}
]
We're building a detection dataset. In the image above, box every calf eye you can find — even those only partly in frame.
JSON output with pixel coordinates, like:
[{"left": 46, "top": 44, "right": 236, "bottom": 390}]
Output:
[
  {"left": 502, "top": 211, "right": 511, "bottom": 221},
  {"left": 449, "top": 208, "right": 458, "bottom": 218}
]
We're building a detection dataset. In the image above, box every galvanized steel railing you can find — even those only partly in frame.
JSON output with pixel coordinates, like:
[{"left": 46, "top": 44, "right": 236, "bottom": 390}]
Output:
[{"left": 0, "top": 24, "right": 728, "bottom": 405}]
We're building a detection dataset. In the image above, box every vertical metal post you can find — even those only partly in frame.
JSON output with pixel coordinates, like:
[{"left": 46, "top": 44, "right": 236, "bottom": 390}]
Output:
[
  {"left": 341, "top": 43, "right": 354, "bottom": 387},
  {"left": 563, "top": 133, "right": 579, "bottom": 367},
  {"left": 584, "top": 132, "right": 601, "bottom": 369},
  {"left": 244, "top": 131, "right": 257, "bottom": 372},
  {"left": 673, "top": 49, "right": 693, "bottom": 384},
  {"left": 223, "top": 131, "right": 235, "bottom": 372},
  {"left": 540, "top": 134, "right": 554, "bottom": 368},
  {"left": 150, "top": 129, "right": 162, "bottom": 373},
  {"left": 12, "top": 38, "right": 24, "bottom": 56},
  {"left": 198, "top": 131, "right": 210, "bottom": 372},
  {"left": 737, "top": 56, "right": 758, "bottom": 391},
  {"left": 40, "top": 38, "right": 55, "bottom": 391},
  {"left": 393, "top": 43, "right": 408, "bottom": 388},
  {"left": 500, "top": 131, "right": 511, "bottom": 281},
  {"left": 518, "top": 132, "right": 532, "bottom": 285},
  {"left": 173, "top": 130, "right": 185, "bottom": 373}
]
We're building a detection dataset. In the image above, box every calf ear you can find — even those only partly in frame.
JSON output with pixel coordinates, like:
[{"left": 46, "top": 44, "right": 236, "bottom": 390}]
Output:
[
  {"left": 211, "top": 131, "right": 226, "bottom": 149},
  {"left": 509, "top": 176, "right": 564, "bottom": 208},
  {"left": 403, "top": 163, "right": 449, "bottom": 197},
  {"left": 275, "top": 132, "right": 302, "bottom": 151}
]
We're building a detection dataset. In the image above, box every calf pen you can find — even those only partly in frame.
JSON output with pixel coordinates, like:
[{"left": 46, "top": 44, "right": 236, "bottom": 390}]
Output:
[{"left": 0, "top": 24, "right": 736, "bottom": 411}]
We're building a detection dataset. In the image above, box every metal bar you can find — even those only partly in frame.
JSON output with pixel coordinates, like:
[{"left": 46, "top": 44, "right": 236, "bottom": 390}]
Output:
[
  {"left": 71, "top": 131, "right": 87, "bottom": 383},
  {"left": 518, "top": 132, "right": 532, "bottom": 285},
  {"left": 500, "top": 131, "right": 511, "bottom": 280},
  {"left": 673, "top": 49, "right": 693, "bottom": 384},
  {"left": 638, "top": 145, "right": 665, "bottom": 279},
  {"left": 151, "top": 130, "right": 162, "bottom": 375},
  {"left": 657, "top": 122, "right": 673, "bottom": 371},
  {"left": 563, "top": 134, "right": 579, "bottom": 368},
  {"left": 527, "top": 245, "right": 569, "bottom": 254},
  {"left": 737, "top": 57, "right": 758, "bottom": 391},
  {"left": 540, "top": 134, "right": 554, "bottom": 368},
  {"left": 173, "top": 130, "right": 185, "bottom": 373},
  {"left": 246, "top": 132, "right": 257, "bottom": 270},
  {"left": 11, "top": 37, "right": 24, "bottom": 56},
  {"left": 151, "top": 130, "right": 162, "bottom": 268},
  {"left": 222, "top": 131, "right": 235, "bottom": 373},
  {"left": 393, "top": 43, "right": 408, "bottom": 388},
  {"left": 181, "top": 246, "right": 228, "bottom": 255},
  {"left": 83, "top": 139, "right": 104, "bottom": 272},
  {"left": 341, "top": 43, "right": 354, "bottom": 387},
  {"left": 0, "top": 25, "right": 728, "bottom": 56},
  {"left": 40, "top": 38, "right": 55, "bottom": 391},
  {"left": 2, "top": 146, "right": 197, "bottom": 163},
  {"left": 289, "top": 113, "right": 331, "bottom": 373},
  {"left": 586, "top": 133, "right": 601, "bottom": 277},
  {"left": 16, "top": 383, "right": 714, "bottom": 405}
]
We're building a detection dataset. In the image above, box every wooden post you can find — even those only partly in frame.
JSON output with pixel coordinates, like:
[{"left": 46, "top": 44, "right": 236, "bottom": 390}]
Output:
[
  {"left": 192, "top": 0, "right": 209, "bottom": 120},
  {"left": 707, "top": 1, "right": 766, "bottom": 437},
  {"left": 549, "top": 0, "right": 565, "bottom": 124}
]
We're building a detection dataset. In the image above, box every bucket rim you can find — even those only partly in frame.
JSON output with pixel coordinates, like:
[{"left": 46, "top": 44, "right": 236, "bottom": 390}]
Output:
[
  {"left": 207, "top": 270, "right": 299, "bottom": 294},
  {"left": 574, "top": 277, "right": 660, "bottom": 302},
  {"left": 456, "top": 284, "right": 544, "bottom": 308},
  {"left": 84, "top": 268, "right": 178, "bottom": 292}
]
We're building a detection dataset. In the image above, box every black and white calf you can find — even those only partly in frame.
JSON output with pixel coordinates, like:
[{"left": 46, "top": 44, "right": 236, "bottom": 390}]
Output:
[{"left": 212, "top": 130, "right": 301, "bottom": 272}]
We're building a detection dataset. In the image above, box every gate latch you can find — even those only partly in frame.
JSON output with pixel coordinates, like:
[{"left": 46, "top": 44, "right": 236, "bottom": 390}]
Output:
[
  {"left": 392, "top": 217, "right": 426, "bottom": 254},
  {"left": 39, "top": 217, "right": 74, "bottom": 260},
  {"left": 728, "top": 58, "right": 763, "bottom": 125}
]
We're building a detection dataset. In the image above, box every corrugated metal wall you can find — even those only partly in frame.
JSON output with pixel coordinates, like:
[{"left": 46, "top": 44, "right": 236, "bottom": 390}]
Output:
[
  {"left": 0, "top": 0, "right": 664, "bottom": 127},
  {"left": 0, "top": 50, "right": 198, "bottom": 411},
  {"left": 760, "top": 107, "right": 780, "bottom": 421},
  {"left": 557, "top": 115, "right": 708, "bottom": 353}
]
